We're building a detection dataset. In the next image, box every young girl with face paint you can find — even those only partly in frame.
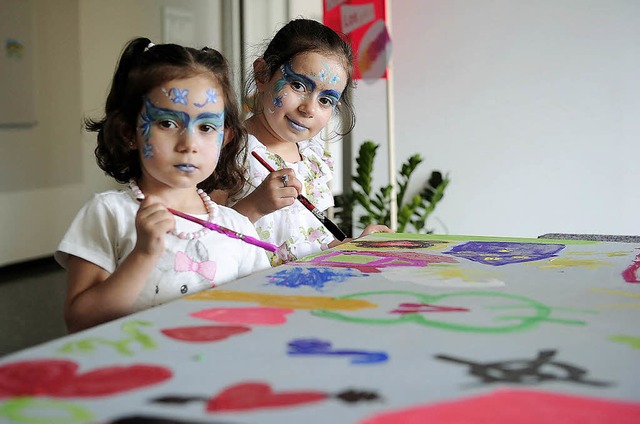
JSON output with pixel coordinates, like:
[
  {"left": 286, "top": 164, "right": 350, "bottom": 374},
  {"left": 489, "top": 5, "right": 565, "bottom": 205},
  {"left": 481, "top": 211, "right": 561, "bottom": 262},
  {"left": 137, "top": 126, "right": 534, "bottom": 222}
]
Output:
[
  {"left": 227, "top": 18, "right": 391, "bottom": 265},
  {"left": 55, "top": 38, "right": 270, "bottom": 333}
]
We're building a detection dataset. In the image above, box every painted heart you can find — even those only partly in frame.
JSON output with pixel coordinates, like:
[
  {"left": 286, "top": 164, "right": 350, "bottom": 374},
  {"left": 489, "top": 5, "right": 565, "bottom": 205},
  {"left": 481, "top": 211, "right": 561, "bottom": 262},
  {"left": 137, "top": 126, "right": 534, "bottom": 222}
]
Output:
[
  {"left": 190, "top": 307, "right": 294, "bottom": 325},
  {"left": 206, "top": 382, "right": 328, "bottom": 411},
  {"left": 0, "top": 359, "right": 171, "bottom": 398},
  {"left": 161, "top": 325, "right": 250, "bottom": 342}
]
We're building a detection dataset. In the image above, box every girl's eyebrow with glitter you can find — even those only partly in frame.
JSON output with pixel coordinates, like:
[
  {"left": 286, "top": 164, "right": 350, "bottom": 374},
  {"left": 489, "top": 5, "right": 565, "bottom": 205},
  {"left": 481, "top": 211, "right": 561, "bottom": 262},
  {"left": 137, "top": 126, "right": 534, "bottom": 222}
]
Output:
[
  {"left": 282, "top": 62, "right": 316, "bottom": 92},
  {"left": 320, "top": 89, "right": 341, "bottom": 102},
  {"left": 193, "top": 111, "right": 224, "bottom": 127}
]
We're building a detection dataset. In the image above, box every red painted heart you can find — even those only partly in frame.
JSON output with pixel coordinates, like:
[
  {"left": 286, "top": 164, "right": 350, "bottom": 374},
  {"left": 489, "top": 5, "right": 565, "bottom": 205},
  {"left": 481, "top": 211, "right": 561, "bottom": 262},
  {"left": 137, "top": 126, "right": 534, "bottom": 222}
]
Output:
[
  {"left": 0, "top": 359, "right": 171, "bottom": 398},
  {"left": 161, "top": 325, "right": 250, "bottom": 342},
  {"left": 206, "top": 382, "right": 328, "bottom": 412},
  {"left": 191, "top": 307, "right": 294, "bottom": 325}
]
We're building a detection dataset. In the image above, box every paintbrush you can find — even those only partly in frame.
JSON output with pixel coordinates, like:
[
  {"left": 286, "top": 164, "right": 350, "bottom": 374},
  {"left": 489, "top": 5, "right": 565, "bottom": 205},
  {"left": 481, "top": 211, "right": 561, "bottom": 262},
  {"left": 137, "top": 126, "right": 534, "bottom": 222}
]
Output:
[
  {"left": 167, "top": 207, "right": 277, "bottom": 252},
  {"left": 251, "top": 151, "right": 347, "bottom": 241}
]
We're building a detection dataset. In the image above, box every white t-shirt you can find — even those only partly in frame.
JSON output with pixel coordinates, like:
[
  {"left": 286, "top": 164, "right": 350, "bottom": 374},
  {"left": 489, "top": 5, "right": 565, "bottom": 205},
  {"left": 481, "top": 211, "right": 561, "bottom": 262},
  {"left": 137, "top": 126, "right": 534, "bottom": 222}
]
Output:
[
  {"left": 229, "top": 134, "right": 336, "bottom": 265},
  {"left": 55, "top": 189, "right": 270, "bottom": 312}
]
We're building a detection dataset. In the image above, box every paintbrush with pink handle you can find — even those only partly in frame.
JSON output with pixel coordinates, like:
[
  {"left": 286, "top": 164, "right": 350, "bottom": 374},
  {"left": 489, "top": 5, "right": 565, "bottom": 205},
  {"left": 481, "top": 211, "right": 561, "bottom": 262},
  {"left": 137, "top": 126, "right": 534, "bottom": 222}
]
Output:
[{"left": 167, "top": 207, "right": 277, "bottom": 252}]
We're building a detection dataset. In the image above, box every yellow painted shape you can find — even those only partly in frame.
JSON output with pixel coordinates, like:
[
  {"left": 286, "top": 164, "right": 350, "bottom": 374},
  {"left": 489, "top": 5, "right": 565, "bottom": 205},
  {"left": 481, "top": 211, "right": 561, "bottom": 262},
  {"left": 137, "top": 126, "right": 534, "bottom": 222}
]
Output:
[
  {"left": 591, "top": 288, "right": 640, "bottom": 299},
  {"left": 426, "top": 265, "right": 499, "bottom": 282},
  {"left": 534, "top": 257, "right": 612, "bottom": 270},
  {"left": 566, "top": 250, "right": 632, "bottom": 257},
  {"left": 326, "top": 253, "right": 373, "bottom": 264},
  {"left": 606, "top": 251, "right": 635, "bottom": 257},
  {"left": 185, "top": 290, "right": 377, "bottom": 311}
]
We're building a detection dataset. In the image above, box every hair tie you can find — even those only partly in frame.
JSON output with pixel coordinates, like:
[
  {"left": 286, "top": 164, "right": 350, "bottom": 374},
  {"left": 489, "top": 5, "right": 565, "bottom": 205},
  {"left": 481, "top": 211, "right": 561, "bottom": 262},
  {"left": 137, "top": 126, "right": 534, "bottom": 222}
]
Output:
[{"left": 145, "top": 42, "right": 155, "bottom": 51}]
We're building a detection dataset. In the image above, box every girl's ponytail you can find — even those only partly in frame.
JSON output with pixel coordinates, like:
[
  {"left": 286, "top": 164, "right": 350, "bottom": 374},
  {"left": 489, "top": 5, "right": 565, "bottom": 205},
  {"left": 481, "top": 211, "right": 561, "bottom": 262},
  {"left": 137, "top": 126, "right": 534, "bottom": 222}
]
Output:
[{"left": 105, "top": 38, "right": 150, "bottom": 115}]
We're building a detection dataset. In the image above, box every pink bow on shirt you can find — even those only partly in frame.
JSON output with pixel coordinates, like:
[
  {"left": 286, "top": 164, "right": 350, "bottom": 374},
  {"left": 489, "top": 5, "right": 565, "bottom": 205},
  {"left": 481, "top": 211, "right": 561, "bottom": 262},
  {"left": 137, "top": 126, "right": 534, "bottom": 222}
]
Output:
[{"left": 174, "top": 251, "right": 217, "bottom": 281}]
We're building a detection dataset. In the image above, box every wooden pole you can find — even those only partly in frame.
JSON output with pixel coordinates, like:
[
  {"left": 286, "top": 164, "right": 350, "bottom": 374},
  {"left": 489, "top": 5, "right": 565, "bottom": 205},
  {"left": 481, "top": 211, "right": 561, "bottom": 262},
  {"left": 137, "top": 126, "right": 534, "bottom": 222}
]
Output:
[{"left": 385, "top": 0, "right": 397, "bottom": 231}]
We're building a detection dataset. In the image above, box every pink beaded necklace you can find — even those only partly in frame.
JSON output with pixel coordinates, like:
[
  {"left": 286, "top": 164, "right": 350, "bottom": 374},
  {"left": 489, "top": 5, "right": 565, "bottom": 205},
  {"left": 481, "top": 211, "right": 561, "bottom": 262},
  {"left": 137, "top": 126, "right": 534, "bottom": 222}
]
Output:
[{"left": 128, "top": 179, "right": 216, "bottom": 240}]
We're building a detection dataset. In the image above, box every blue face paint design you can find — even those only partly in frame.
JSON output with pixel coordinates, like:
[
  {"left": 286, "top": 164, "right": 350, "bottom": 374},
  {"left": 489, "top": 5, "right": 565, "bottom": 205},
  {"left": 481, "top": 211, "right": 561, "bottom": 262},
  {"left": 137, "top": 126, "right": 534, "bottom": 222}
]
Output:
[
  {"left": 272, "top": 94, "right": 285, "bottom": 110},
  {"left": 161, "top": 87, "right": 189, "bottom": 105},
  {"left": 318, "top": 89, "right": 341, "bottom": 108},
  {"left": 194, "top": 88, "right": 218, "bottom": 108},
  {"left": 312, "top": 62, "right": 342, "bottom": 86},
  {"left": 280, "top": 62, "right": 317, "bottom": 94},
  {"left": 138, "top": 97, "right": 225, "bottom": 159},
  {"left": 142, "top": 143, "right": 154, "bottom": 159},
  {"left": 277, "top": 62, "right": 342, "bottom": 109}
]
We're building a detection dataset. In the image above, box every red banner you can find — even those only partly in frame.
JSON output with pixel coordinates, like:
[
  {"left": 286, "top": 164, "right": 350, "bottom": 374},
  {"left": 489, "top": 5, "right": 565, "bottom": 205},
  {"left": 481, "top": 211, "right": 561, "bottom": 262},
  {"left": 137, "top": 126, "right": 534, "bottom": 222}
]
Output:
[{"left": 323, "top": 0, "right": 391, "bottom": 79}]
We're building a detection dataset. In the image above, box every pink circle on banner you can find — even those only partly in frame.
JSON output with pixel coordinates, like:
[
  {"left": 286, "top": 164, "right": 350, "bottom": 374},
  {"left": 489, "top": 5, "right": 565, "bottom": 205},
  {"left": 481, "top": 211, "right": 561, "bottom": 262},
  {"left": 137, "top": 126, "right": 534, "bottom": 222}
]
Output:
[{"left": 357, "top": 19, "right": 392, "bottom": 79}]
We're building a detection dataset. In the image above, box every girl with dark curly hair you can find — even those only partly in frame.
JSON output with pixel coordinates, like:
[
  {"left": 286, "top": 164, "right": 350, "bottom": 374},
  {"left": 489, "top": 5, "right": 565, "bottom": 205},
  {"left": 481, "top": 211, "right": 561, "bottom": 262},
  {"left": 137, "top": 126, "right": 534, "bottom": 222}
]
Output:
[{"left": 56, "top": 38, "right": 270, "bottom": 333}]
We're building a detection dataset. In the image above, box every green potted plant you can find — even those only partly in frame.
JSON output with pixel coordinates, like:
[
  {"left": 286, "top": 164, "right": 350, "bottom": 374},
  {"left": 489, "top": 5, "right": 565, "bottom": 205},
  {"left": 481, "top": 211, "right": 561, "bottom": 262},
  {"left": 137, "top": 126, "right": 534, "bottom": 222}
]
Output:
[{"left": 335, "top": 140, "right": 449, "bottom": 235}]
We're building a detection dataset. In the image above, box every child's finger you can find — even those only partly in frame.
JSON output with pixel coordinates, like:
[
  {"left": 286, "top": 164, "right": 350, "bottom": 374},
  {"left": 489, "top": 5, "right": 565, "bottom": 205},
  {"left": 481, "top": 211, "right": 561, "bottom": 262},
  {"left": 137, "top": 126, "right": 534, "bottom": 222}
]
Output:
[
  {"left": 136, "top": 195, "right": 175, "bottom": 232},
  {"left": 360, "top": 224, "right": 394, "bottom": 237},
  {"left": 277, "top": 170, "right": 301, "bottom": 195}
]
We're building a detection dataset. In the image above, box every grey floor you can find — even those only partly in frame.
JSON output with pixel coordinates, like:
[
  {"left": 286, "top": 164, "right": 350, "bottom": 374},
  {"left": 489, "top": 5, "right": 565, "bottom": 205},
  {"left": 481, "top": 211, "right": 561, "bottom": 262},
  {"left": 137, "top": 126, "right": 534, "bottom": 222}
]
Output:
[{"left": 0, "top": 256, "right": 68, "bottom": 357}]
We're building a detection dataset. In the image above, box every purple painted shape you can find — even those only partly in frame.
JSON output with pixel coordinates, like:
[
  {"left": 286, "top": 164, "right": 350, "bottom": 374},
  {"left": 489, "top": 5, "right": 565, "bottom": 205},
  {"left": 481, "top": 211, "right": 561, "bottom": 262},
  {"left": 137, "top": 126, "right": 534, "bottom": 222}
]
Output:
[{"left": 445, "top": 241, "right": 565, "bottom": 266}]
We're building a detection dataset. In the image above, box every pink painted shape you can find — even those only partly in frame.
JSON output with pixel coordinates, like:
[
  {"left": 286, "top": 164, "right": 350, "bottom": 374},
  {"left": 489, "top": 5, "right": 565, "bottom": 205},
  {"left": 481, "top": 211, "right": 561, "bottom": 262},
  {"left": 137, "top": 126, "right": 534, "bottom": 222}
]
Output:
[
  {"left": 622, "top": 253, "right": 640, "bottom": 283},
  {"left": 307, "top": 250, "right": 457, "bottom": 273},
  {"left": 206, "top": 381, "right": 328, "bottom": 412},
  {"left": 360, "top": 389, "right": 640, "bottom": 424},
  {"left": 161, "top": 325, "right": 250, "bottom": 342},
  {"left": 0, "top": 359, "right": 171, "bottom": 398},
  {"left": 191, "top": 307, "right": 294, "bottom": 325}
]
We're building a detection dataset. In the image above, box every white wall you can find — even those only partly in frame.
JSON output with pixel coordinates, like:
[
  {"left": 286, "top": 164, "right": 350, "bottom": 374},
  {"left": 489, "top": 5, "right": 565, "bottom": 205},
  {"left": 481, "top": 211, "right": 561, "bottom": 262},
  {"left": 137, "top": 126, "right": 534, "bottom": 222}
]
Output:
[
  {"left": 351, "top": 0, "right": 640, "bottom": 237},
  {"left": 0, "top": 0, "right": 83, "bottom": 266}
]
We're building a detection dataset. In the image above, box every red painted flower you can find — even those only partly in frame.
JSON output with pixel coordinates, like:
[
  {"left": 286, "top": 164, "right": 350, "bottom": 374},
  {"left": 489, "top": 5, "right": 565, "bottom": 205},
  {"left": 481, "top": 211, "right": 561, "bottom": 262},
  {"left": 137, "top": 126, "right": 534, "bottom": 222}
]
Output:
[{"left": 0, "top": 359, "right": 172, "bottom": 398}]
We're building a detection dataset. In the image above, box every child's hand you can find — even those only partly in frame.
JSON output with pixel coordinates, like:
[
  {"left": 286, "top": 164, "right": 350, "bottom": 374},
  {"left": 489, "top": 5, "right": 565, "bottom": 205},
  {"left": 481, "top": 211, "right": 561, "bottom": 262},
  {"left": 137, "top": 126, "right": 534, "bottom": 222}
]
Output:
[
  {"left": 134, "top": 195, "right": 175, "bottom": 257},
  {"left": 253, "top": 169, "right": 302, "bottom": 215},
  {"left": 358, "top": 224, "right": 394, "bottom": 238},
  {"left": 327, "top": 224, "right": 394, "bottom": 248}
]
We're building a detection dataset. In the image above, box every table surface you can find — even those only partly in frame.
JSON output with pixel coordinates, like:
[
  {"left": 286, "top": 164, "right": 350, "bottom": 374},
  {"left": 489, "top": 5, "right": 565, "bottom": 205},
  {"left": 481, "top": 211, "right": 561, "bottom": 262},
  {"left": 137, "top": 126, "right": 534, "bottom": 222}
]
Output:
[{"left": 1, "top": 233, "right": 639, "bottom": 424}]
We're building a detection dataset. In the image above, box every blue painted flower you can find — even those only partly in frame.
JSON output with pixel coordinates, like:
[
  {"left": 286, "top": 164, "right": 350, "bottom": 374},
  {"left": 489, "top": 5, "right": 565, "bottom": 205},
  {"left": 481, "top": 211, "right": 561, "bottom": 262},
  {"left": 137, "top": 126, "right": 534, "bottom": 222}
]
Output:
[
  {"left": 194, "top": 88, "right": 217, "bottom": 107},
  {"left": 143, "top": 143, "right": 154, "bottom": 159},
  {"left": 273, "top": 95, "right": 284, "bottom": 109},
  {"left": 169, "top": 88, "right": 189, "bottom": 105}
]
